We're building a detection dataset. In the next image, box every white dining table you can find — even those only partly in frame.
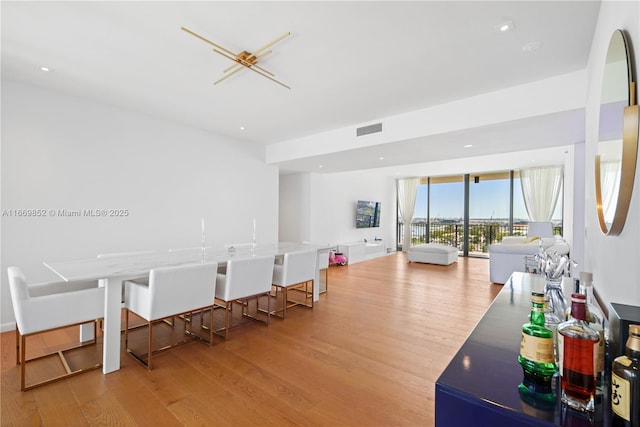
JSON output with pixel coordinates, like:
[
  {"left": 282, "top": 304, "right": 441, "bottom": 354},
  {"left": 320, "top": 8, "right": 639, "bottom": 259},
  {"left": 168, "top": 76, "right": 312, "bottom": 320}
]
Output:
[{"left": 44, "top": 242, "right": 330, "bottom": 374}]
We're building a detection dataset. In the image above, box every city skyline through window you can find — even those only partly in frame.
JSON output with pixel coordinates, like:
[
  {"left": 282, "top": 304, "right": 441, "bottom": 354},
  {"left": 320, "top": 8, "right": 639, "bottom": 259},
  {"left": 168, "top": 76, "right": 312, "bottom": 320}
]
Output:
[{"left": 413, "top": 176, "right": 562, "bottom": 222}]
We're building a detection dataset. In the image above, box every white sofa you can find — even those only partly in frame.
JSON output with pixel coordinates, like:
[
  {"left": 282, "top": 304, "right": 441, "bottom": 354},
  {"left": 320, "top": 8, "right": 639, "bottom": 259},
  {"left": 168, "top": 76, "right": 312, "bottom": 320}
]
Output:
[{"left": 488, "top": 222, "right": 569, "bottom": 284}]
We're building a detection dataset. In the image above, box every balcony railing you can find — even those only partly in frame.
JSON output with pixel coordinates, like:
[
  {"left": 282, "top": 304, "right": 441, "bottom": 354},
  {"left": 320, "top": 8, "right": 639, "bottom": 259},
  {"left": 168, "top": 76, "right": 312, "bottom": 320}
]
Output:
[{"left": 397, "top": 221, "right": 562, "bottom": 256}]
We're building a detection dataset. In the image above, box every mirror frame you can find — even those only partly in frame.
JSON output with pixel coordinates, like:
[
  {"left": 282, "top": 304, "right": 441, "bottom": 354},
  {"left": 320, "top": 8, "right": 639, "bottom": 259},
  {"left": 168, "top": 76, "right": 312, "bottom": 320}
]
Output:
[{"left": 595, "top": 29, "right": 639, "bottom": 236}]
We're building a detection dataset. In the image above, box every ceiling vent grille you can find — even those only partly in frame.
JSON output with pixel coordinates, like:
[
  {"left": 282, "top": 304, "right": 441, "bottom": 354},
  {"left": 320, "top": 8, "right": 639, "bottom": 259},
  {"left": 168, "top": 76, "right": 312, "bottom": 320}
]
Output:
[{"left": 356, "top": 122, "right": 382, "bottom": 137}]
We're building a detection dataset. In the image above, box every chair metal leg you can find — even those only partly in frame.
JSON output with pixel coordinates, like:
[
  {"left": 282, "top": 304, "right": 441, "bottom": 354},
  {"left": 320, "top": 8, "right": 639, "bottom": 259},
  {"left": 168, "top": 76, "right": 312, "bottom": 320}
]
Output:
[
  {"left": 208, "top": 306, "right": 214, "bottom": 346},
  {"left": 197, "top": 308, "right": 215, "bottom": 346},
  {"left": 268, "top": 285, "right": 285, "bottom": 319},
  {"left": 20, "top": 335, "right": 26, "bottom": 391},
  {"left": 225, "top": 301, "right": 231, "bottom": 340},
  {"left": 272, "top": 279, "right": 314, "bottom": 319},
  {"left": 147, "top": 320, "right": 153, "bottom": 370},
  {"left": 214, "top": 294, "right": 270, "bottom": 339},
  {"left": 283, "top": 287, "right": 287, "bottom": 319},
  {"left": 15, "top": 325, "right": 19, "bottom": 366},
  {"left": 19, "top": 320, "right": 103, "bottom": 391},
  {"left": 126, "top": 305, "right": 215, "bottom": 370},
  {"left": 266, "top": 294, "right": 270, "bottom": 326}
]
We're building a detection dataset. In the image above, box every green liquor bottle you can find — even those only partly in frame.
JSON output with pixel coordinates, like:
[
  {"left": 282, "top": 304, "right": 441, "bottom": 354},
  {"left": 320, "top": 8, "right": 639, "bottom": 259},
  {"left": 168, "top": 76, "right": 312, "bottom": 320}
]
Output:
[
  {"left": 612, "top": 324, "right": 640, "bottom": 427},
  {"left": 519, "top": 292, "right": 558, "bottom": 385}
]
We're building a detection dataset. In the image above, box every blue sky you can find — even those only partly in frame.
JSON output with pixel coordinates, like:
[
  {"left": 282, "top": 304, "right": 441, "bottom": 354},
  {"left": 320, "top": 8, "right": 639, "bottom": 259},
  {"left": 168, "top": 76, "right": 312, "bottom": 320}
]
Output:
[{"left": 413, "top": 179, "right": 561, "bottom": 220}]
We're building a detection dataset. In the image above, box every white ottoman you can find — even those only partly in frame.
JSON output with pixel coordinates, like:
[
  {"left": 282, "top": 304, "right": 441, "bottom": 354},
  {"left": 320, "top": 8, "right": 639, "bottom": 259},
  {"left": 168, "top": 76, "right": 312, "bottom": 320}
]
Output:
[{"left": 407, "top": 244, "right": 459, "bottom": 265}]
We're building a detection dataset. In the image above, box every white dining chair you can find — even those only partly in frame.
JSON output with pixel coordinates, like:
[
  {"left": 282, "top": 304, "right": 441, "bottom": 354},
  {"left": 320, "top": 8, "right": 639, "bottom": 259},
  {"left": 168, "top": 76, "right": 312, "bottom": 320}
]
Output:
[
  {"left": 123, "top": 262, "right": 218, "bottom": 370},
  {"left": 7, "top": 266, "right": 105, "bottom": 391},
  {"left": 214, "top": 255, "right": 275, "bottom": 339},
  {"left": 271, "top": 249, "right": 317, "bottom": 318}
]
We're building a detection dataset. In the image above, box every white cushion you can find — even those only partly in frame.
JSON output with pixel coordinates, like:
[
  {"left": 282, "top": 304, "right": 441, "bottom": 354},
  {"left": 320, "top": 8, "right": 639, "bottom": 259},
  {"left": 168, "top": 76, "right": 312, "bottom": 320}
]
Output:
[
  {"left": 501, "top": 236, "right": 528, "bottom": 244},
  {"left": 409, "top": 244, "right": 458, "bottom": 254},
  {"left": 489, "top": 242, "right": 540, "bottom": 255},
  {"left": 407, "top": 244, "right": 458, "bottom": 265}
]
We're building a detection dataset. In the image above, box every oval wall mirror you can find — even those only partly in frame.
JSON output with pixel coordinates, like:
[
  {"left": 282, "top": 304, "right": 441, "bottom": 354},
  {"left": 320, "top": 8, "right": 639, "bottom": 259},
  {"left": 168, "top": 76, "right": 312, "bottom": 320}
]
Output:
[{"left": 596, "top": 29, "right": 639, "bottom": 236}]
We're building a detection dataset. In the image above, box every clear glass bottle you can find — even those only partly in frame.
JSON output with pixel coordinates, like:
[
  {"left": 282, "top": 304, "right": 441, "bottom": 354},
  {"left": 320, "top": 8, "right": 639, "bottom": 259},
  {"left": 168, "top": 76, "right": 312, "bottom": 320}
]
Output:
[
  {"left": 611, "top": 324, "right": 640, "bottom": 427},
  {"left": 545, "top": 277, "right": 568, "bottom": 322},
  {"left": 519, "top": 292, "right": 558, "bottom": 385},
  {"left": 544, "top": 279, "right": 567, "bottom": 365},
  {"left": 558, "top": 293, "right": 600, "bottom": 412}
]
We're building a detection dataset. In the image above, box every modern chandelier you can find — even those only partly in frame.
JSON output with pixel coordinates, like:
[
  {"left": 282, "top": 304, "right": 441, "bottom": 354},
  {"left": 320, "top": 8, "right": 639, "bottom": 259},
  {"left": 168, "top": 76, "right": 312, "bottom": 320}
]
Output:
[{"left": 181, "top": 27, "right": 291, "bottom": 89}]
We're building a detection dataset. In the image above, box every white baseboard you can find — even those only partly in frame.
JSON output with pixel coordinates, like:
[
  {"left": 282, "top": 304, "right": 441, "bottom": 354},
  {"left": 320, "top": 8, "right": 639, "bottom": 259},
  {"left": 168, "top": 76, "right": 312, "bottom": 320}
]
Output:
[{"left": 1, "top": 322, "right": 16, "bottom": 333}]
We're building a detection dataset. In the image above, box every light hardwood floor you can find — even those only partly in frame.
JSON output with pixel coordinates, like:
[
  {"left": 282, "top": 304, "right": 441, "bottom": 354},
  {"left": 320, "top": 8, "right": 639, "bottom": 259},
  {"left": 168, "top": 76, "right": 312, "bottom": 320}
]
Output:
[{"left": 1, "top": 253, "right": 502, "bottom": 426}]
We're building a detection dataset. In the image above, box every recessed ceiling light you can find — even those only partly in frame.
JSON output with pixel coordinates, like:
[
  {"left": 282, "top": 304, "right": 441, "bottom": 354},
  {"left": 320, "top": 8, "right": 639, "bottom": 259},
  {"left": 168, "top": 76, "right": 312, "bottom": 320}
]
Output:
[
  {"left": 522, "top": 41, "right": 541, "bottom": 53},
  {"left": 239, "top": 126, "right": 245, "bottom": 130},
  {"left": 379, "top": 157, "right": 385, "bottom": 160},
  {"left": 40, "top": 66, "right": 51, "bottom": 72},
  {"left": 464, "top": 144, "right": 473, "bottom": 148},
  {"left": 495, "top": 20, "right": 514, "bottom": 32},
  {"left": 318, "top": 165, "right": 323, "bottom": 169}
]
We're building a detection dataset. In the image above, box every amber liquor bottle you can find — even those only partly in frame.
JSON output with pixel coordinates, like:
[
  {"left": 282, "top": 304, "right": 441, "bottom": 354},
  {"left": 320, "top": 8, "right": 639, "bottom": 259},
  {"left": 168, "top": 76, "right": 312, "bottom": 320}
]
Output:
[
  {"left": 611, "top": 324, "right": 640, "bottom": 427},
  {"left": 577, "top": 272, "right": 606, "bottom": 398},
  {"left": 558, "top": 293, "right": 600, "bottom": 412},
  {"left": 519, "top": 292, "right": 558, "bottom": 386}
]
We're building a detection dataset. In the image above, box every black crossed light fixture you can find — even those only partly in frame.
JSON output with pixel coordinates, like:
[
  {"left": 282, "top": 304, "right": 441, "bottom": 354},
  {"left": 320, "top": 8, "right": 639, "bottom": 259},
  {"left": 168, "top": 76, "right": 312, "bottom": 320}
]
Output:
[{"left": 181, "top": 27, "right": 291, "bottom": 89}]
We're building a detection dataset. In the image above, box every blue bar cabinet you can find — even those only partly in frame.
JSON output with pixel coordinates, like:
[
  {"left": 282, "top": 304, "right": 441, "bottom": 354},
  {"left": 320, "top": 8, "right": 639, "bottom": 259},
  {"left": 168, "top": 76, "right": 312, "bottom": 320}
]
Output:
[{"left": 435, "top": 272, "right": 608, "bottom": 427}]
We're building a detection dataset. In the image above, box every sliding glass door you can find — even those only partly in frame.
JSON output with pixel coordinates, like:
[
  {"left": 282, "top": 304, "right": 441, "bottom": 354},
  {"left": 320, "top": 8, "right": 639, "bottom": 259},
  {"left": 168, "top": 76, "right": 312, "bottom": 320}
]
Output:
[
  {"left": 468, "top": 172, "right": 511, "bottom": 256},
  {"left": 396, "top": 170, "right": 563, "bottom": 256},
  {"left": 429, "top": 176, "right": 464, "bottom": 251}
]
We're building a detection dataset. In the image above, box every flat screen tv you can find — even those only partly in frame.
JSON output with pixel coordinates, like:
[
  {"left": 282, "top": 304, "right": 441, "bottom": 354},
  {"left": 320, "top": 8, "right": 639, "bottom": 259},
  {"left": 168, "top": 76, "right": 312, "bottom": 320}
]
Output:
[{"left": 356, "top": 200, "right": 381, "bottom": 228}]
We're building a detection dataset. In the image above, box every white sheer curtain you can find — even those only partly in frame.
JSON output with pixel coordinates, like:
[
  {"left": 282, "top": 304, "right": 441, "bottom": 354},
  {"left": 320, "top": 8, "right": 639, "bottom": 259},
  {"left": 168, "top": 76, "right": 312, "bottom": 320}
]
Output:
[
  {"left": 519, "top": 166, "right": 563, "bottom": 221},
  {"left": 600, "top": 160, "right": 621, "bottom": 223},
  {"left": 397, "top": 178, "right": 419, "bottom": 252}
]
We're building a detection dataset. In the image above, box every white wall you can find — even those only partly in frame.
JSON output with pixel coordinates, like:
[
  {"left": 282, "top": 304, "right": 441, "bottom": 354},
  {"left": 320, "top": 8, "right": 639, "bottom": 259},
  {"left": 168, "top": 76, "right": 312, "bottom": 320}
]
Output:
[
  {"left": 1, "top": 80, "right": 279, "bottom": 330},
  {"left": 278, "top": 173, "right": 310, "bottom": 242},
  {"left": 569, "top": 142, "right": 586, "bottom": 269},
  {"left": 267, "top": 71, "right": 586, "bottom": 164},
  {"left": 280, "top": 143, "right": 582, "bottom": 262},
  {"left": 584, "top": 0, "right": 640, "bottom": 307},
  {"left": 279, "top": 171, "right": 396, "bottom": 250}
]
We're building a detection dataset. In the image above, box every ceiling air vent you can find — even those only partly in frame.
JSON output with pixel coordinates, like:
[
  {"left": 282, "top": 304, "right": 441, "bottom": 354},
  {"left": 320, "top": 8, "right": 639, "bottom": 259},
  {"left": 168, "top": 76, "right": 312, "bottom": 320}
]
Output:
[{"left": 356, "top": 122, "right": 382, "bottom": 137}]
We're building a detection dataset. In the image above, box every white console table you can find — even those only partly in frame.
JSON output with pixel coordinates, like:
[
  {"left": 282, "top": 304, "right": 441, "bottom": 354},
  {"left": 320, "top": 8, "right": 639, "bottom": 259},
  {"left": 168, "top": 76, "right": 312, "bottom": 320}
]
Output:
[{"left": 338, "top": 240, "right": 387, "bottom": 264}]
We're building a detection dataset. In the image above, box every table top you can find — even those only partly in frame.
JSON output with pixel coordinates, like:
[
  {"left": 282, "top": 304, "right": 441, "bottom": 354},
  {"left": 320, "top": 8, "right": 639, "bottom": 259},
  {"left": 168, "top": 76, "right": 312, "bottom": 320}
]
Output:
[{"left": 44, "top": 242, "right": 330, "bottom": 281}]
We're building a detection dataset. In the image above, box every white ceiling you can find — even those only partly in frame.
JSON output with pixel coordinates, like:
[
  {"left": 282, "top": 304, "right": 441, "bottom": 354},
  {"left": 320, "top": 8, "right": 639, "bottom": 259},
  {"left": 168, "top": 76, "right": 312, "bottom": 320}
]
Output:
[{"left": 1, "top": 1, "right": 601, "bottom": 175}]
